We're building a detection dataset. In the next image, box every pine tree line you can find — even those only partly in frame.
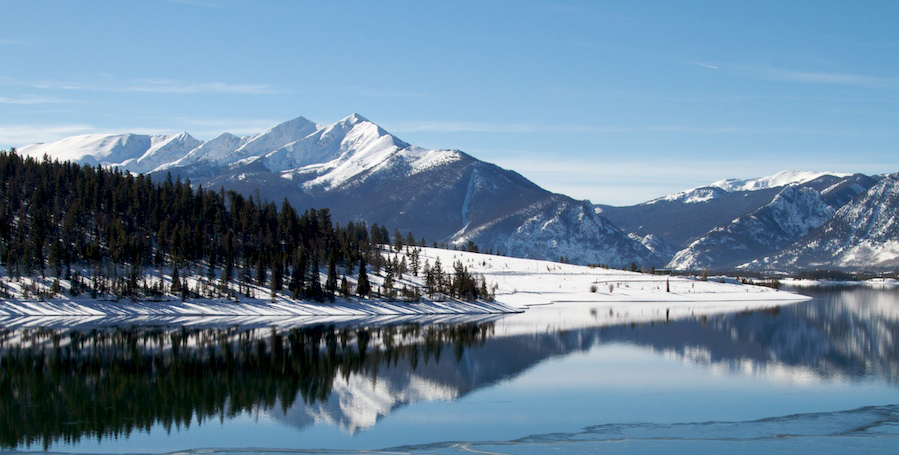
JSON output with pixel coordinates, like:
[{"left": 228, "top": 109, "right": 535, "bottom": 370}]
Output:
[{"left": 0, "top": 150, "right": 427, "bottom": 302}]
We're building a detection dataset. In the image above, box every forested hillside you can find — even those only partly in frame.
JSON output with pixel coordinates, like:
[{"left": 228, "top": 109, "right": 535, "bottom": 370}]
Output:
[{"left": 0, "top": 150, "right": 488, "bottom": 302}]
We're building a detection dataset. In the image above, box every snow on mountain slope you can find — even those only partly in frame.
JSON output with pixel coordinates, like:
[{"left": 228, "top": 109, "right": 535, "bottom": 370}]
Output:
[
  {"left": 163, "top": 132, "right": 251, "bottom": 170},
  {"left": 629, "top": 233, "right": 677, "bottom": 261},
  {"left": 453, "top": 196, "right": 654, "bottom": 266},
  {"left": 28, "top": 114, "right": 886, "bottom": 271},
  {"left": 668, "top": 185, "right": 836, "bottom": 270},
  {"left": 645, "top": 171, "right": 849, "bottom": 207},
  {"left": 710, "top": 170, "right": 851, "bottom": 193},
  {"left": 213, "top": 116, "right": 319, "bottom": 167},
  {"left": 747, "top": 174, "right": 899, "bottom": 270},
  {"left": 648, "top": 186, "right": 730, "bottom": 205},
  {"left": 598, "top": 188, "right": 782, "bottom": 249},
  {"left": 819, "top": 173, "right": 881, "bottom": 208},
  {"left": 599, "top": 172, "right": 878, "bottom": 267},
  {"left": 271, "top": 114, "right": 417, "bottom": 190},
  {"left": 19, "top": 132, "right": 199, "bottom": 173},
  {"left": 134, "top": 132, "right": 202, "bottom": 173}
]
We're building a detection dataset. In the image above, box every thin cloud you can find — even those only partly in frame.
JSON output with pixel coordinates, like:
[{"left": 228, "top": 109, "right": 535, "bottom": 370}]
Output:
[
  {"left": 0, "top": 124, "right": 96, "bottom": 148},
  {"left": 388, "top": 121, "right": 632, "bottom": 134},
  {"left": 7, "top": 77, "right": 279, "bottom": 95},
  {"left": 688, "top": 61, "right": 720, "bottom": 70},
  {"left": 163, "top": 0, "right": 255, "bottom": 10},
  {"left": 121, "top": 79, "right": 278, "bottom": 94},
  {"left": 165, "top": 0, "right": 227, "bottom": 7},
  {"left": 387, "top": 121, "right": 871, "bottom": 136},
  {"left": 360, "top": 88, "right": 428, "bottom": 98},
  {"left": 333, "top": 85, "right": 428, "bottom": 98},
  {"left": 0, "top": 95, "right": 74, "bottom": 105},
  {"left": 758, "top": 67, "right": 899, "bottom": 90}
]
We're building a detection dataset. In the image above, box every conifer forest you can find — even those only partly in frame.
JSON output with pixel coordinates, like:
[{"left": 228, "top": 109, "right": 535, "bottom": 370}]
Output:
[{"left": 0, "top": 150, "right": 490, "bottom": 302}]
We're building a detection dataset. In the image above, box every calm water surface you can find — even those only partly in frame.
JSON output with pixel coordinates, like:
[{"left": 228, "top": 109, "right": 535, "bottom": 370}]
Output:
[{"left": 1, "top": 286, "right": 897, "bottom": 454}]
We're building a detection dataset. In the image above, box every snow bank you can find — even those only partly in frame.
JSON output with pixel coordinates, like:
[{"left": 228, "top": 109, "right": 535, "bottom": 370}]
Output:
[
  {"left": 0, "top": 248, "right": 809, "bottom": 324},
  {"left": 781, "top": 278, "right": 898, "bottom": 288}
]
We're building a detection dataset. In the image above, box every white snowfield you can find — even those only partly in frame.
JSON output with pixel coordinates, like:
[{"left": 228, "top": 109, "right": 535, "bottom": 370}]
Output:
[
  {"left": 648, "top": 170, "right": 850, "bottom": 205},
  {"left": 0, "top": 247, "right": 808, "bottom": 326},
  {"left": 781, "top": 277, "right": 899, "bottom": 288},
  {"left": 709, "top": 170, "right": 852, "bottom": 193}
]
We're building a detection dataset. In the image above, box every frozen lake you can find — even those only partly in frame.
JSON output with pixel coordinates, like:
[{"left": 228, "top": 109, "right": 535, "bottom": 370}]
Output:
[{"left": 1, "top": 285, "right": 896, "bottom": 453}]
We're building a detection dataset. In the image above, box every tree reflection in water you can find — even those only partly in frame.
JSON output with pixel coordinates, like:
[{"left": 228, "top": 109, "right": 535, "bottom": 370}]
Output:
[
  {"left": 2, "top": 287, "right": 897, "bottom": 451},
  {"left": 0, "top": 323, "right": 493, "bottom": 450}
]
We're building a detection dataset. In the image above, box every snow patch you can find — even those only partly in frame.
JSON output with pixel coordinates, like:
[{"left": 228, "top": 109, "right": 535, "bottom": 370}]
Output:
[{"left": 711, "top": 170, "right": 850, "bottom": 193}]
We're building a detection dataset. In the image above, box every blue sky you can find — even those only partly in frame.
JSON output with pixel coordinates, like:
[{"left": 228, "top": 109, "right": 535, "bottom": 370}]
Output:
[{"left": 2, "top": 0, "right": 897, "bottom": 205}]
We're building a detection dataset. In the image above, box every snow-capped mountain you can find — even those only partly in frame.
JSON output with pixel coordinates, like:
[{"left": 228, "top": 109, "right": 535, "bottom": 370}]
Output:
[
  {"left": 597, "top": 185, "right": 786, "bottom": 251},
  {"left": 667, "top": 185, "right": 837, "bottom": 270},
  {"left": 454, "top": 196, "right": 653, "bottom": 266},
  {"left": 598, "top": 172, "right": 884, "bottom": 270},
  {"left": 747, "top": 174, "right": 899, "bottom": 270},
  {"left": 709, "top": 170, "right": 852, "bottom": 193},
  {"left": 641, "top": 170, "right": 848, "bottom": 207},
  {"left": 17, "top": 114, "right": 654, "bottom": 267},
  {"left": 19, "top": 132, "right": 202, "bottom": 174},
  {"left": 16, "top": 114, "right": 896, "bottom": 271},
  {"left": 598, "top": 172, "right": 864, "bottom": 252}
]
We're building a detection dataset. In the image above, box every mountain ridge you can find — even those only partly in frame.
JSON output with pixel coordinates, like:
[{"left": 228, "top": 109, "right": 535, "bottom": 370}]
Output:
[
  {"left": 18, "top": 114, "right": 656, "bottom": 267},
  {"left": 16, "top": 114, "right": 897, "bottom": 271}
]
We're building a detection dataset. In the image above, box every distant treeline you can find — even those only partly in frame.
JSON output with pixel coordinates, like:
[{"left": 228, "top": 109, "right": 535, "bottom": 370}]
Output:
[{"left": 0, "top": 150, "right": 491, "bottom": 301}]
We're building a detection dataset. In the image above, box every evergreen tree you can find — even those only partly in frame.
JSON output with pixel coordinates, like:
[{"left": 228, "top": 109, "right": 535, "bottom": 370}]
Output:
[
  {"left": 256, "top": 258, "right": 267, "bottom": 286},
  {"left": 171, "top": 266, "right": 182, "bottom": 295},
  {"left": 307, "top": 253, "right": 323, "bottom": 301},
  {"left": 339, "top": 273, "right": 349, "bottom": 297},
  {"left": 271, "top": 253, "right": 284, "bottom": 294},
  {"left": 356, "top": 258, "right": 370, "bottom": 298},
  {"left": 393, "top": 227, "right": 403, "bottom": 251},
  {"left": 325, "top": 255, "right": 338, "bottom": 296},
  {"left": 409, "top": 247, "right": 420, "bottom": 276},
  {"left": 288, "top": 248, "right": 305, "bottom": 299},
  {"left": 383, "top": 268, "right": 395, "bottom": 300}
]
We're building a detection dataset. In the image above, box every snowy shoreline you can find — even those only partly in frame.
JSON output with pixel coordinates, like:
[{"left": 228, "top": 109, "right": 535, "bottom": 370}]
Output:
[
  {"left": 0, "top": 295, "right": 521, "bottom": 318},
  {"left": 781, "top": 277, "right": 898, "bottom": 288},
  {"left": 0, "top": 247, "right": 811, "bottom": 323}
]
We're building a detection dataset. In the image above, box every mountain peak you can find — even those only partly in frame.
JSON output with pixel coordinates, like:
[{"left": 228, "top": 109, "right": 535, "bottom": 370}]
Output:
[
  {"left": 342, "top": 113, "right": 369, "bottom": 125},
  {"left": 275, "top": 115, "right": 318, "bottom": 132}
]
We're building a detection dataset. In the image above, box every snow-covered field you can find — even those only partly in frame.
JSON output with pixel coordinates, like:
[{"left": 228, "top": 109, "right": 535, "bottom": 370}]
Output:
[
  {"left": 781, "top": 277, "right": 899, "bottom": 288},
  {"left": 0, "top": 247, "right": 808, "bottom": 326}
]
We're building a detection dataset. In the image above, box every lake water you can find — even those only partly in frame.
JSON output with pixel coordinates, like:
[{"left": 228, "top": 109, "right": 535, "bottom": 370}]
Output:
[{"left": 1, "top": 286, "right": 897, "bottom": 454}]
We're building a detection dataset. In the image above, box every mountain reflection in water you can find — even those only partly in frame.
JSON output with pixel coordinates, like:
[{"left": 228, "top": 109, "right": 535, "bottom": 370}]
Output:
[
  {"left": 0, "top": 286, "right": 896, "bottom": 450},
  {"left": 0, "top": 323, "right": 494, "bottom": 449}
]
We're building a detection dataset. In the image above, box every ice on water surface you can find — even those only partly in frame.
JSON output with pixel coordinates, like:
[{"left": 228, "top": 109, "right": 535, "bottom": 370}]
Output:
[{"left": 147, "top": 405, "right": 899, "bottom": 455}]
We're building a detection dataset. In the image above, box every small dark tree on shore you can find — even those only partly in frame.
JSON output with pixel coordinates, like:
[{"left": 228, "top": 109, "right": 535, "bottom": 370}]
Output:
[
  {"left": 171, "top": 267, "right": 182, "bottom": 296},
  {"left": 356, "top": 258, "right": 371, "bottom": 298}
]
